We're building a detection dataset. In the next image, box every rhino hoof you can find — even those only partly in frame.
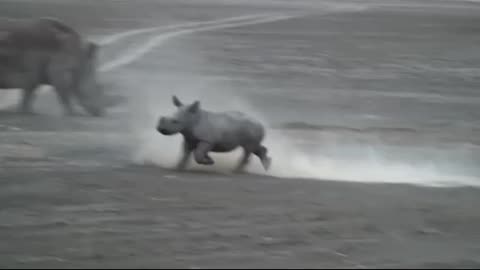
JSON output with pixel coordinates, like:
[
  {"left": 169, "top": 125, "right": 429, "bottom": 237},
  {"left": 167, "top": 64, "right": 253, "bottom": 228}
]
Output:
[
  {"left": 262, "top": 156, "right": 272, "bottom": 171},
  {"left": 198, "top": 158, "right": 214, "bottom": 166}
]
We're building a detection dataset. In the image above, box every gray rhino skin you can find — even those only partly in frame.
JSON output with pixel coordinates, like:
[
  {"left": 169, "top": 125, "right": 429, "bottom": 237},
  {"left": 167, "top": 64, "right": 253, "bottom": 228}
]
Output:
[
  {"left": 157, "top": 96, "right": 272, "bottom": 172},
  {"left": 0, "top": 17, "right": 104, "bottom": 116}
]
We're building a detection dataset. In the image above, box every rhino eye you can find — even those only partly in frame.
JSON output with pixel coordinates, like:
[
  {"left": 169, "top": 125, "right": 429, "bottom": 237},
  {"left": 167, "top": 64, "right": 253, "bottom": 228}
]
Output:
[{"left": 171, "top": 119, "right": 179, "bottom": 124}]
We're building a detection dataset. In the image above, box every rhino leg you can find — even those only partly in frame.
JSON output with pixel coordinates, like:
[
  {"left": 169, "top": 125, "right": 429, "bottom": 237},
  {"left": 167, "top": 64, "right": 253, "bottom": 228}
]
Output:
[
  {"left": 176, "top": 140, "right": 194, "bottom": 171},
  {"left": 50, "top": 71, "right": 75, "bottom": 116},
  {"left": 18, "top": 86, "right": 37, "bottom": 114},
  {"left": 254, "top": 145, "right": 271, "bottom": 171},
  {"left": 194, "top": 141, "right": 214, "bottom": 166},
  {"left": 56, "top": 88, "right": 75, "bottom": 116},
  {"left": 234, "top": 148, "right": 252, "bottom": 173}
]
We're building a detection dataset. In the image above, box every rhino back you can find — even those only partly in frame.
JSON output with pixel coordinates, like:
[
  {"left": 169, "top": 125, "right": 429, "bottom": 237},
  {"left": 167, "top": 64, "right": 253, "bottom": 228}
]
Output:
[
  {"left": 1, "top": 18, "right": 88, "bottom": 80},
  {"left": 193, "top": 110, "right": 265, "bottom": 144},
  {"left": 0, "top": 17, "right": 93, "bottom": 93},
  {"left": 2, "top": 18, "right": 84, "bottom": 61}
]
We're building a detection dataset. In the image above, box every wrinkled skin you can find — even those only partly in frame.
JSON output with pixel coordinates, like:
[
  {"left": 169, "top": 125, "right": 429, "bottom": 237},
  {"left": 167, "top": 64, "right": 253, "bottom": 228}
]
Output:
[
  {"left": 0, "top": 17, "right": 106, "bottom": 116},
  {"left": 157, "top": 95, "right": 272, "bottom": 172}
]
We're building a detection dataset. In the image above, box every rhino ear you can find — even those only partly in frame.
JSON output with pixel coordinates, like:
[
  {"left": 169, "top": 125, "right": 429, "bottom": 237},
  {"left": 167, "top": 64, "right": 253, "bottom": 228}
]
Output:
[
  {"left": 188, "top": 101, "right": 200, "bottom": 113},
  {"left": 172, "top": 95, "right": 183, "bottom": 107}
]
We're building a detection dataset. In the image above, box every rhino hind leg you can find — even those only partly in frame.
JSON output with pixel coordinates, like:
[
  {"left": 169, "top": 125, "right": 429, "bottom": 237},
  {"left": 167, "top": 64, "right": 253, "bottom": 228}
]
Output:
[
  {"left": 234, "top": 148, "right": 252, "bottom": 173},
  {"left": 254, "top": 145, "right": 271, "bottom": 171},
  {"left": 56, "top": 88, "right": 75, "bottom": 116}
]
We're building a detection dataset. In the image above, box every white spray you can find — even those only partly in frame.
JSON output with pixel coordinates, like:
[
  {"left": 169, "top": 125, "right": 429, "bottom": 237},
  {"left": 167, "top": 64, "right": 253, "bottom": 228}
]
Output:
[{"left": 111, "top": 12, "right": 480, "bottom": 188}]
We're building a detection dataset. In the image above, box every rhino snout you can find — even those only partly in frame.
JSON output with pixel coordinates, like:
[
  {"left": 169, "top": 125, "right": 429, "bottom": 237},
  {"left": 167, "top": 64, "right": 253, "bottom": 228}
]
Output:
[
  {"left": 158, "top": 129, "right": 169, "bottom": 135},
  {"left": 157, "top": 117, "right": 177, "bottom": 135},
  {"left": 157, "top": 117, "right": 167, "bottom": 133}
]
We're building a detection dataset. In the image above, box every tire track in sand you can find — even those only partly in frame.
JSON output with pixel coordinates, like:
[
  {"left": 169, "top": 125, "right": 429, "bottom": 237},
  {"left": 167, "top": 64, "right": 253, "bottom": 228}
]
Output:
[
  {"left": 99, "top": 13, "right": 295, "bottom": 72},
  {"left": 96, "top": 13, "right": 277, "bottom": 46}
]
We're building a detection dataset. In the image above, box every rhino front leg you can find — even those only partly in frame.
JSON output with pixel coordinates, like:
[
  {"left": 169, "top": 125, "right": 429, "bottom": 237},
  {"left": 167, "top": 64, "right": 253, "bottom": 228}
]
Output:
[
  {"left": 194, "top": 141, "right": 214, "bottom": 166},
  {"left": 254, "top": 145, "right": 271, "bottom": 171},
  {"left": 176, "top": 140, "right": 194, "bottom": 170},
  {"left": 50, "top": 70, "right": 75, "bottom": 116},
  {"left": 56, "top": 88, "right": 75, "bottom": 116},
  {"left": 19, "top": 87, "right": 37, "bottom": 114}
]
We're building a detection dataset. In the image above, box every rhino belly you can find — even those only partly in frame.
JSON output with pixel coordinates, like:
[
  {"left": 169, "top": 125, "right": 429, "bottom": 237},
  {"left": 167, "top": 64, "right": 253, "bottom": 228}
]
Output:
[
  {"left": 0, "top": 69, "right": 38, "bottom": 89},
  {"left": 0, "top": 71, "right": 22, "bottom": 89},
  {"left": 211, "top": 142, "right": 238, "bottom": 153}
]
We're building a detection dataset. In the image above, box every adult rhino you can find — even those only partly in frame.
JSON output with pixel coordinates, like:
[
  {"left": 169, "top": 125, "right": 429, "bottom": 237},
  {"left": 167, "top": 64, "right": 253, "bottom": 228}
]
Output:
[{"left": 0, "top": 17, "right": 106, "bottom": 116}]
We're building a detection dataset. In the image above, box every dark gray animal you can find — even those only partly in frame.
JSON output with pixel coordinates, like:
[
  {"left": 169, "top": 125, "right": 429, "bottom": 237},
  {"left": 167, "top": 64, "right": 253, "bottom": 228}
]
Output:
[
  {"left": 0, "top": 17, "right": 105, "bottom": 116},
  {"left": 157, "top": 96, "right": 272, "bottom": 172}
]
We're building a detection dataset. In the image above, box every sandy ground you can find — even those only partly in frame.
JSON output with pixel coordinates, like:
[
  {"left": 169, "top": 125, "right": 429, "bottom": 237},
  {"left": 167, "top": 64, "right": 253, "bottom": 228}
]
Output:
[
  {"left": 1, "top": 0, "right": 480, "bottom": 268},
  {"left": 1, "top": 166, "right": 480, "bottom": 269}
]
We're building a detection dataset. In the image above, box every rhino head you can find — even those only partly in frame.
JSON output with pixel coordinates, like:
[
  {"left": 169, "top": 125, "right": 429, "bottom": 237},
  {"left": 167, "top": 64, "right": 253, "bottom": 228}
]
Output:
[
  {"left": 74, "top": 41, "right": 107, "bottom": 117},
  {"left": 157, "top": 95, "right": 201, "bottom": 135}
]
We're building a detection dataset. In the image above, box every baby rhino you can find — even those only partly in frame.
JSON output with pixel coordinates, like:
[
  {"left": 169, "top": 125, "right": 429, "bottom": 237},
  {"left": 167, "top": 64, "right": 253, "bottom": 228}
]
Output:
[{"left": 157, "top": 96, "right": 272, "bottom": 172}]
